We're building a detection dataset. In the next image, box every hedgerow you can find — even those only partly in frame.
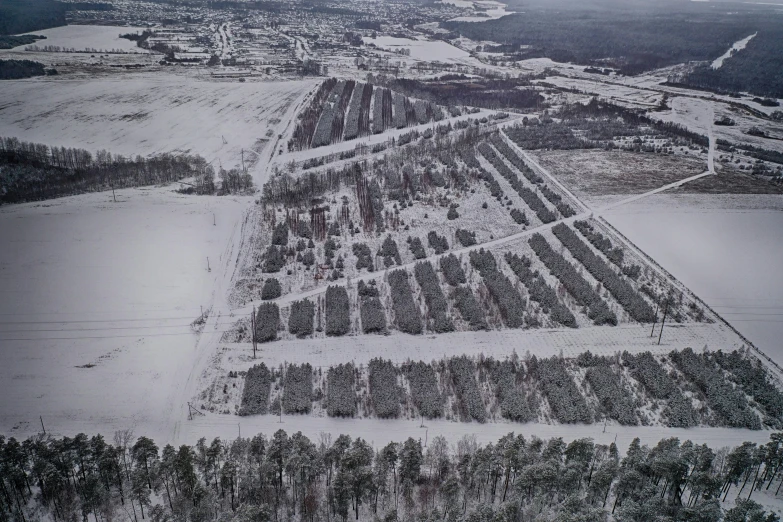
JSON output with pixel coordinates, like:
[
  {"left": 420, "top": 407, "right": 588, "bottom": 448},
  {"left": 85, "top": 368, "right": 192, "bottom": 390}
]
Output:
[
  {"left": 283, "top": 363, "right": 313, "bottom": 414},
  {"left": 584, "top": 362, "right": 638, "bottom": 425},
  {"left": 552, "top": 224, "right": 655, "bottom": 323},
  {"left": 312, "top": 80, "right": 346, "bottom": 147},
  {"left": 369, "top": 358, "right": 400, "bottom": 418},
  {"left": 712, "top": 350, "right": 783, "bottom": 426},
  {"left": 440, "top": 254, "right": 466, "bottom": 286},
  {"left": 452, "top": 286, "right": 488, "bottom": 330},
  {"left": 449, "top": 356, "right": 486, "bottom": 422},
  {"left": 256, "top": 303, "right": 280, "bottom": 343},
  {"left": 261, "top": 278, "right": 282, "bottom": 300},
  {"left": 427, "top": 231, "right": 449, "bottom": 255},
  {"left": 671, "top": 348, "right": 761, "bottom": 429},
  {"left": 622, "top": 351, "right": 697, "bottom": 427},
  {"left": 360, "top": 296, "right": 386, "bottom": 333},
  {"left": 529, "top": 233, "right": 617, "bottom": 326},
  {"left": 239, "top": 363, "right": 271, "bottom": 416},
  {"left": 488, "top": 134, "right": 542, "bottom": 184},
  {"left": 487, "top": 359, "right": 533, "bottom": 422},
  {"left": 388, "top": 269, "right": 423, "bottom": 335},
  {"left": 288, "top": 299, "right": 314, "bottom": 338},
  {"left": 505, "top": 252, "right": 577, "bottom": 328},
  {"left": 414, "top": 262, "right": 454, "bottom": 333},
  {"left": 510, "top": 208, "right": 529, "bottom": 225},
  {"left": 535, "top": 357, "right": 593, "bottom": 424},
  {"left": 402, "top": 361, "right": 443, "bottom": 418},
  {"left": 327, "top": 363, "right": 356, "bottom": 417},
  {"left": 574, "top": 221, "right": 623, "bottom": 267},
  {"left": 325, "top": 286, "right": 350, "bottom": 337},
  {"left": 469, "top": 249, "right": 526, "bottom": 328}
]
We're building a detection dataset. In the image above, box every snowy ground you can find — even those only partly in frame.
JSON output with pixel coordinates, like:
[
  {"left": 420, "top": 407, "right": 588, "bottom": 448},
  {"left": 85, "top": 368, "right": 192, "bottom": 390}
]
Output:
[
  {"left": 0, "top": 73, "right": 315, "bottom": 172},
  {"left": 606, "top": 194, "right": 783, "bottom": 365},
  {"left": 3, "top": 25, "right": 153, "bottom": 53},
  {"left": 362, "top": 35, "right": 489, "bottom": 69},
  {"left": 0, "top": 186, "right": 249, "bottom": 443},
  {"left": 712, "top": 33, "right": 757, "bottom": 69}
]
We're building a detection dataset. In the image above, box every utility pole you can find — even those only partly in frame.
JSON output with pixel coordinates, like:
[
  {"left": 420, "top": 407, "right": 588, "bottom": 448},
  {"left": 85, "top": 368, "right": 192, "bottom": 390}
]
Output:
[
  {"left": 207, "top": 257, "right": 211, "bottom": 272},
  {"left": 40, "top": 416, "right": 46, "bottom": 435},
  {"left": 241, "top": 149, "right": 246, "bottom": 174},
  {"left": 658, "top": 299, "right": 669, "bottom": 346},
  {"left": 251, "top": 305, "right": 257, "bottom": 359},
  {"left": 213, "top": 213, "right": 216, "bottom": 226},
  {"left": 650, "top": 299, "right": 660, "bottom": 337}
]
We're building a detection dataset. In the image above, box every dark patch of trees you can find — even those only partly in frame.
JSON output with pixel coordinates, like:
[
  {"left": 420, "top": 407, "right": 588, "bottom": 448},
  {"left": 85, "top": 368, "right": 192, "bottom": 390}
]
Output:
[
  {"left": 0, "top": 0, "right": 66, "bottom": 35},
  {"left": 0, "top": 59, "right": 51, "bottom": 80}
]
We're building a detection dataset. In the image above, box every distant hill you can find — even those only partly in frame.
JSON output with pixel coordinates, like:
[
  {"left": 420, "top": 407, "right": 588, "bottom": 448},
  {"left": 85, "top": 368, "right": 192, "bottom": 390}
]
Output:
[{"left": 0, "top": 0, "right": 67, "bottom": 36}]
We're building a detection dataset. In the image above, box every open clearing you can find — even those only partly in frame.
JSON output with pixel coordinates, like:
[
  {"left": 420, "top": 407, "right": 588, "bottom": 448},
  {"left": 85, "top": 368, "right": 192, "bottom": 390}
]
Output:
[
  {"left": 0, "top": 74, "right": 315, "bottom": 171},
  {"left": 606, "top": 194, "right": 783, "bottom": 364},
  {"left": 0, "top": 187, "right": 248, "bottom": 443},
  {"left": 3, "top": 25, "right": 153, "bottom": 53}
]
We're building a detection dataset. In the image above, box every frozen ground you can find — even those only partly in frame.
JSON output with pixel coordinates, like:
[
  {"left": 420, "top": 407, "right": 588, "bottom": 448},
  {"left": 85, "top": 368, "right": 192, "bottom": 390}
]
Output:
[
  {"left": 3, "top": 25, "right": 153, "bottom": 53},
  {"left": 712, "top": 33, "right": 757, "bottom": 69},
  {"left": 0, "top": 74, "right": 315, "bottom": 171},
  {"left": 362, "top": 35, "right": 487, "bottom": 68},
  {"left": 606, "top": 194, "right": 783, "bottom": 365},
  {"left": 0, "top": 186, "right": 249, "bottom": 443}
]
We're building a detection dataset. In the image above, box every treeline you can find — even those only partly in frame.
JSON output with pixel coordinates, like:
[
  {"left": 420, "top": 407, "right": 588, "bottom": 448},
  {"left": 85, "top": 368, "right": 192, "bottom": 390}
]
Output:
[
  {"left": 2, "top": 428, "right": 783, "bottom": 522},
  {"left": 443, "top": 10, "right": 764, "bottom": 75},
  {"left": 0, "top": 0, "right": 66, "bottom": 35},
  {"left": 677, "top": 25, "right": 783, "bottom": 98},
  {"left": 0, "top": 59, "right": 54, "bottom": 80},
  {"left": 0, "top": 137, "right": 237, "bottom": 204}
]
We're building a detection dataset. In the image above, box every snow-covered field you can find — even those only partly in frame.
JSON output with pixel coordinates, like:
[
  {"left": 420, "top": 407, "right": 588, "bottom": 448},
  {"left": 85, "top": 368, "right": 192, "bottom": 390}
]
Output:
[
  {"left": 0, "top": 187, "right": 249, "bottom": 443},
  {"left": 606, "top": 194, "right": 783, "bottom": 365},
  {"left": 0, "top": 74, "right": 315, "bottom": 171},
  {"left": 4, "top": 25, "right": 153, "bottom": 53},
  {"left": 362, "top": 35, "right": 485, "bottom": 67}
]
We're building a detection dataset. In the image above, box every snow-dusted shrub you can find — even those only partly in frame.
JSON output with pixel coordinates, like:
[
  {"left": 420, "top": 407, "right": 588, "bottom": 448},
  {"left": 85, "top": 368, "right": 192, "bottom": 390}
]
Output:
[
  {"left": 505, "top": 253, "right": 576, "bottom": 328},
  {"left": 449, "top": 356, "right": 486, "bottom": 422},
  {"left": 256, "top": 303, "right": 280, "bottom": 343},
  {"left": 402, "top": 361, "right": 443, "bottom": 418},
  {"left": 584, "top": 363, "right": 638, "bottom": 425},
  {"left": 541, "top": 185, "right": 575, "bottom": 218},
  {"left": 324, "top": 238, "right": 338, "bottom": 260},
  {"left": 408, "top": 236, "right": 426, "bottom": 259},
  {"left": 360, "top": 296, "right": 386, "bottom": 334},
  {"left": 358, "top": 279, "right": 379, "bottom": 298},
  {"left": 510, "top": 208, "right": 528, "bottom": 225},
  {"left": 414, "top": 261, "right": 454, "bottom": 333},
  {"left": 344, "top": 81, "right": 364, "bottom": 140},
  {"left": 328, "top": 221, "right": 341, "bottom": 237},
  {"left": 454, "top": 228, "right": 476, "bottom": 246},
  {"left": 440, "top": 254, "right": 466, "bottom": 286},
  {"left": 297, "top": 220, "right": 312, "bottom": 239},
  {"left": 452, "top": 286, "right": 487, "bottom": 330},
  {"left": 327, "top": 363, "right": 356, "bottom": 417},
  {"left": 369, "top": 358, "right": 399, "bottom": 418},
  {"left": 261, "top": 278, "right": 282, "bottom": 300},
  {"left": 300, "top": 250, "right": 315, "bottom": 268},
  {"left": 535, "top": 357, "right": 593, "bottom": 424},
  {"left": 469, "top": 249, "right": 526, "bottom": 328},
  {"left": 325, "top": 286, "right": 350, "bottom": 337},
  {"left": 622, "top": 264, "right": 642, "bottom": 280},
  {"left": 529, "top": 233, "right": 617, "bottom": 326},
  {"left": 487, "top": 359, "right": 533, "bottom": 422},
  {"left": 427, "top": 231, "right": 449, "bottom": 255},
  {"left": 378, "top": 234, "right": 402, "bottom": 267},
  {"left": 353, "top": 242, "right": 374, "bottom": 271},
  {"left": 388, "top": 269, "right": 423, "bottom": 335},
  {"left": 288, "top": 299, "right": 314, "bottom": 338},
  {"left": 447, "top": 206, "right": 459, "bottom": 220},
  {"left": 458, "top": 147, "right": 481, "bottom": 169},
  {"left": 272, "top": 223, "right": 289, "bottom": 246},
  {"left": 671, "top": 348, "right": 761, "bottom": 429},
  {"left": 283, "top": 363, "right": 313, "bottom": 414},
  {"left": 552, "top": 224, "right": 655, "bottom": 323},
  {"left": 239, "top": 363, "right": 272, "bottom": 416},
  {"left": 262, "top": 245, "right": 286, "bottom": 273},
  {"left": 712, "top": 350, "right": 783, "bottom": 425}
]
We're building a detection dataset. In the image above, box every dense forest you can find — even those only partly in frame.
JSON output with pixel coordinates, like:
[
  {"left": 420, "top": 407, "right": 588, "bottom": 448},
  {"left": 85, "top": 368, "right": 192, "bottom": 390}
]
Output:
[
  {"left": 1, "top": 429, "right": 782, "bottom": 522},
  {"left": 444, "top": 11, "right": 767, "bottom": 75},
  {"left": 0, "top": 0, "right": 67, "bottom": 35},
  {"left": 0, "top": 137, "right": 250, "bottom": 204},
  {"left": 677, "top": 26, "right": 783, "bottom": 98},
  {"left": 0, "top": 59, "right": 54, "bottom": 80}
]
